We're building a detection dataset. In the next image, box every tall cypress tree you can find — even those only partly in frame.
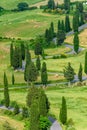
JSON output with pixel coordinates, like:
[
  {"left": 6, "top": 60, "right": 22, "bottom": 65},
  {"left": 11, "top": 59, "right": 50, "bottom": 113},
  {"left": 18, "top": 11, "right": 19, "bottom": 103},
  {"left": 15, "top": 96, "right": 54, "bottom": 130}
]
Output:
[
  {"left": 65, "top": 15, "right": 71, "bottom": 32},
  {"left": 64, "top": 0, "right": 70, "bottom": 12},
  {"left": 61, "top": 20, "right": 65, "bottom": 31},
  {"left": 36, "top": 56, "right": 41, "bottom": 71},
  {"left": 4, "top": 72, "right": 10, "bottom": 107},
  {"left": 12, "top": 73, "right": 15, "bottom": 85},
  {"left": 57, "top": 30, "right": 66, "bottom": 45},
  {"left": 51, "top": 22, "right": 54, "bottom": 36},
  {"left": 58, "top": 20, "right": 61, "bottom": 31},
  {"left": 19, "top": 47, "right": 22, "bottom": 68},
  {"left": 84, "top": 52, "right": 87, "bottom": 74},
  {"left": 21, "top": 42, "right": 25, "bottom": 60},
  {"left": 79, "top": 13, "right": 84, "bottom": 26},
  {"left": 78, "top": 63, "right": 83, "bottom": 82},
  {"left": 10, "top": 43, "right": 14, "bottom": 66},
  {"left": 34, "top": 42, "right": 43, "bottom": 56},
  {"left": 41, "top": 62, "right": 48, "bottom": 86},
  {"left": 30, "top": 100, "right": 40, "bottom": 130},
  {"left": 48, "top": 0, "right": 55, "bottom": 9},
  {"left": 73, "top": 32, "right": 79, "bottom": 53},
  {"left": 59, "top": 96, "right": 67, "bottom": 124},
  {"left": 73, "top": 12, "right": 79, "bottom": 32}
]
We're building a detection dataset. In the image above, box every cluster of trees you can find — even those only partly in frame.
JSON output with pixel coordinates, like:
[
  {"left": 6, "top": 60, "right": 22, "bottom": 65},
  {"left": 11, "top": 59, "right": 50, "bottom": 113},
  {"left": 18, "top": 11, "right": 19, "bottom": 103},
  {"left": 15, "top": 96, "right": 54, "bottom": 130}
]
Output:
[
  {"left": 63, "top": 59, "right": 86, "bottom": 83},
  {"left": 10, "top": 41, "right": 25, "bottom": 69},
  {"left": 24, "top": 47, "right": 48, "bottom": 86},
  {"left": 27, "top": 86, "right": 50, "bottom": 130}
]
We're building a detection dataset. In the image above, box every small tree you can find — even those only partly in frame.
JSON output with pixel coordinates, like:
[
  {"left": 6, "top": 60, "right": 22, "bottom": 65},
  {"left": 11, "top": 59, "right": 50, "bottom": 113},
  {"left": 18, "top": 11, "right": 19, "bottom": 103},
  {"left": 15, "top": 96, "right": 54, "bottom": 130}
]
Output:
[
  {"left": 41, "top": 62, "right": 48, "bottom": 86},
  {"left": 4, "top": 72, "right": 10, "bottom": 108},
  {"left": 78, "top": 63, "right": 83, "bottom": 82},
  {"left": 34, "top": 42, "right": 43, "bottom": 56},
  {"left": 73, "top": 12, "right": 79, "bottom": 32},
  {"left": 64, "top": 62, "right": 75, "bottom": 82},
  {"left": 12, "top": 73, "right": 15, "bottom": 85},
  {"left": 36, "top": 56, "right": 41, "bottom": 71},
  {"left": 84, "top": 52, "right": 87, "bottom": 74},
  {"left": 17, "top": 2, "right": 29, "bottom": 11},
  {"left": 65, "top": 15, "right": 71, "bottom": 32},
  {"left": 25, "top": 62, "right": 38, "bottom": 86},
  {"left": 22, "top": 107, "right": 29, "bottom": 118},
  {"left": 59, "top": 96, "right": 67, "bottom": 124},
  {"left": 57, "top": 30, "right": 66, "bottom": 46},
  {"left": 40, "top": 116, "right": 51, "bottom": 130},
  {"left": 73, "top": 32, "right": 79, "bottom": 53}
]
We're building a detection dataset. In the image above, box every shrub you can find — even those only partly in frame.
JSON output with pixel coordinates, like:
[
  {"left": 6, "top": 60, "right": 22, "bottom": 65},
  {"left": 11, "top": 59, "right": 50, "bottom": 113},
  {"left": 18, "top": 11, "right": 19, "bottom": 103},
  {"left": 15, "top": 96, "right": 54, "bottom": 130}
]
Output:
[
  {"left": 60, "top": 53, "right": 67, "bottom": 58},
  {"left": 22, "top": 106, "right": 29, "bottom": 118},
  {"left": 29, "top": 6, "right": 37, "bottom": 10},
  {"left": 14, "top": 103, "right": 20, "bottom": 115},
  {"left": 17, "top": 2, "right": 29, "bottom": 11},
  {"left": 53, "top": 55, "right": 60, "bottom": 59},
  {"left": 10, "top": 101, "right": 17, "bottom": 108},
  {"left": 0, "top": 99, "right": 5, "bottom": 105}
]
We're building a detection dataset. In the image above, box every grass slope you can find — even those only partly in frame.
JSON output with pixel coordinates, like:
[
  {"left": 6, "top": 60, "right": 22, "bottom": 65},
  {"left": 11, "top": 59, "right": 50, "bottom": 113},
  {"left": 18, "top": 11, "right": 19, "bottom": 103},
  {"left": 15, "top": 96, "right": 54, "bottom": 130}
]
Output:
[{"left": 0, "top": 0, "right": 44, "bottom": 10}]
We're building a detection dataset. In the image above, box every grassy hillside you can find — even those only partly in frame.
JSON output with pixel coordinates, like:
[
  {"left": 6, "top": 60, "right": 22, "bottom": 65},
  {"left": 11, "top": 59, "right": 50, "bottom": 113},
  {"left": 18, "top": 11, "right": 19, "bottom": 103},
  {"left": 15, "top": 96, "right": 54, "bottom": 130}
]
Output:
[
  {"left": 0, "top": 0, "right": 44, "bottom": 9},
  {"left": 0, "top": 86, "right": 87, "bottom": 130}
]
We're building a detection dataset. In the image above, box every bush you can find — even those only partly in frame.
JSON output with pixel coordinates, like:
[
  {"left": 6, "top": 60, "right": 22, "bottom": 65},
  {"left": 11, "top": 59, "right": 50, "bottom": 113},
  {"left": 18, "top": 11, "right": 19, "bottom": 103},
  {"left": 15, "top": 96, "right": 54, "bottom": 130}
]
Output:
[
  {"left": 4, "top": 110, "right": 13, "bottom": 116},
  {"left": 40, "top": 5, "right": 48, "bottom": 9},
  {"left": 17, "top": 2, "right": 29, "bottom": 11},
  {"left": 52, "top": 55, "right": 60, "bottom": 59},
  {"left": 14, "top": 103, "right": 20, "bottom": 115},
  {"left": 29, "top": 6, "right": 37, "bottom": 10},
  {"left": 22, "top": 106, "right": 29, "bottom": 118},
  {"left": 0, "top": 99, "right": 5, "bottom": 105},
  {"left": 60, "top": 53, "right": 67, "bottom": 58},
  {"left": 10, "top": 101, "right": 17, "bottom": 108}
]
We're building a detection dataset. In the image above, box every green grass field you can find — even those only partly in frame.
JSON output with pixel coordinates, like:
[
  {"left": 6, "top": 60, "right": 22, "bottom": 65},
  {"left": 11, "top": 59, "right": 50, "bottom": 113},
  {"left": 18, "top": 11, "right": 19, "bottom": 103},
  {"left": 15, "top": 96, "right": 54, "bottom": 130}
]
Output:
[
  {"left": 0, "top": 0, "right": 44, "bottom": 9},
  {"left": 0, "top": 86, "right": 87, "bottom": 130}
]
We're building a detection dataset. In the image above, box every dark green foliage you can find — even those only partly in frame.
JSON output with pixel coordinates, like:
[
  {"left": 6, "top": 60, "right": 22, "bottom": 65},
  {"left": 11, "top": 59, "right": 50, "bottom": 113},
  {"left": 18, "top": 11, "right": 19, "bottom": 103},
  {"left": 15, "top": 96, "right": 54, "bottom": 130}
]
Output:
[
  {"left": 50, "top": 22, "right": 54, "bottom": 36},
  {"left": 10, "top": 43, "right": 14, "bottom": 66},
  {"left": 21, "top": 42, "right": 25, "bottom": 60},
  {"left": 65, "top": 15, "right": 71, "bottom": 32},
  {"left": 61, "top": 20, "right": 65, "bottom": 31},
  {"left": 30, "top": 100, "right": 40, "bottom": 130},
  {"left": 73, "top": 32, "right": 79, "bottom": 53},
  {"left": 19, "top": 47, "right": 22, "bottom": 68},
  {"left": 73, "top": 12, "right": 79, "bottom": 32},
  {"left": 57, "top": 30, "right": 66, "bottom": 45},
  {"left": 59, "top": 96, "right": 67, "bottom": 124},
  {"left": 36, "top": 56, "right": 41, "bottom": 71},
  {"left": 39, "top": 116, "right": 51, "bottom": 130},
  {"left": 41, "top": 62, "right": 48, "bottom": 86},
  {"left": 78, "top": 63, "right": 83, "bottom": 82},
  {"left": 64, "top": 62, "right": 75, "bottom": 82},
  {"left": 17, "top": 2, "right": 29, "bottom": 11},
  {"left": 25, "top": 62, "right": 38, "bottom": 84},
  {"left": 13, "top": 46, "right": 19, "bottom": 69},
  {"left": 47, "top": 0, "right": 55, "bottom": 9},
  {"left": 25, "top": 46, "right": 31, "bottom": 65},
  {"left": 22, "top": 107, "right": 29, "bottom": 118},
  {"left": 4, "top": 72, "right": 10, "bottom": 108},
  {"left": 64, "top": 0, "right": 70, "bottom": 11},
  {"left": 26, "top": 86, "right": 40, "bottom": 107},
  {"left": 39, "top": 90, "right": 47, "bottom": 116},
  {"left": 84, "top": 52, "right": 87, "bottom": 74},
  {"left": 12, "top": 73, "right": 15, "bottom": 85},
  {"left": 58, "top": 20, "right": 61, "bottom": 30},
  {"left": 14, "top": 103, "right": 20, "bottom": 115},
  {"left": 79, "top": 13, "right": 84, "bottom": 26},
  {"left": 76, "top": 2, "right": 83, "bottom": 13},
  {"left": 34, "top": 42, "right": 43, "bottom": 56}
]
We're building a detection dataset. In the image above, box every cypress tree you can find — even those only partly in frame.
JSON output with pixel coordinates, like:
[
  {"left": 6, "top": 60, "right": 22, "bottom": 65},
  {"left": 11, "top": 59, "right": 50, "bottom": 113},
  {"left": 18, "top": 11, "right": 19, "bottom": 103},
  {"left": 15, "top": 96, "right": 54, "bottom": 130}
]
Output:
[
  {"left": 78, "top": 63, "right": 83, "bottom": 82},
  {"left": 21, "top": 42, "right": 25, "bottom": 60},
  {"left": 57, "top": 30, "right": 66, "bottom": 45},
  {"left": 64, "top": 62, "right": 75, "bottom": 82},
  {"left": 59, "top": 96, "right": 67, "bottom": 124},
  {"left": 34, "top": 42, "right": 43, "bottom": 56},
  {"left": 61, "top": 20, "right": 65, "bottom": 31},
  {"left": 65, "top": 15, "right": 71, "bottom": 32},
  {"left": 10, "top": 43, "right": 14, "bottom": 67},
  {"left": 13, "top": 46, "right": 20, "bottom": 69},
  {"left": 12, "top": 73, "right": 15, "bottom": 85},
  {"left": 48, "top": 0, "right": 55, "bottom": 9},
  {"left": 58, "top": 20, "right": 61, "bottom": 31},
  {"left": 79, "top": 13, "right": 84, "bottom": 26},
  {"left": 50, "top": 22, "right": 54, "bottom": 36},
  {"left": 36, "top": 56, "right": 41, "bottom": 71},
  {"left": 25, "top": 62, "right": 38, "bottom": 86},
  {"left": 26, "top": 46, "right": 31, "bottom": 65},
  {"left": 39, "top": 89, "right": 47, "bottom": 116},
  {"left": 19, "top": 47, "right": 22, "bottom": 68},
  {"left": 73, "top": 12, "right": 79, "bottom": 32},
  {"left": 30, "top": 100, "right": 40, "bottom": 130},
  {"left": 64, "top": 0, "right": 70, "bottom": 12},
  {"left": 84, "top": 52, "right": 87, "bottom": 74},
  {"left": 4, "top": 72, "right": 10, "bottom": 107},
  {"left": 41, "top": 62, "right": 48, "bottom": 86},
  {"left": 73, "top": 32, "right": 79, "bottom": 53}
]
